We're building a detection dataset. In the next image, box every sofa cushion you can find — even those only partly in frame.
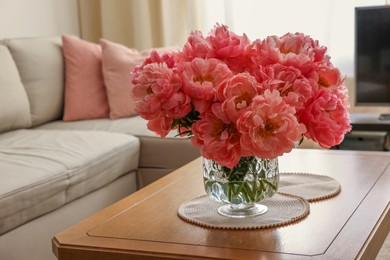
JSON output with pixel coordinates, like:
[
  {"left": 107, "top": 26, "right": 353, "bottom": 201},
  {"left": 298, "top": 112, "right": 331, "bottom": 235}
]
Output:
[
  {"left": 0, "top": 45, "right": 31, "bottom": 133},
  {"left": 62, "top": 35, "right": 109, "bottom": 121},
  {"left": 35, "top": 116, "right": 200, "bottom": 170},
  {"left": 100, "top": 39, "right": 144, "bottom": 119},
  {"left": 0, "top": 129, "right": 139, "bottom": 235},
  {"left": 6, "top": 37, "right": 64, "bottom": 127}
]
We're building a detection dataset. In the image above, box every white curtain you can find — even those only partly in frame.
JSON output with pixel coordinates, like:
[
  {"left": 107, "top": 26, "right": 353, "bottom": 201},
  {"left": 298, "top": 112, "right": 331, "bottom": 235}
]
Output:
[{"left": 77, "top": 0, "right": 202, "bottom": 50}]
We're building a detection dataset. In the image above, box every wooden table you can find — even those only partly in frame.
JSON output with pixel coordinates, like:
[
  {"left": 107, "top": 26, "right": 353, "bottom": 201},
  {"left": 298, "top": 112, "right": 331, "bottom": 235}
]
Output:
[{"left": 52, "top": 149, "right": 390, "bottom": 259}]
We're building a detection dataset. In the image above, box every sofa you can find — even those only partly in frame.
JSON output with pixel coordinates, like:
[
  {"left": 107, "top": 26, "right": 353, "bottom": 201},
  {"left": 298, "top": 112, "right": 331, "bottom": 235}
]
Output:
[{"left": 0, "top": 36, "right": 200, "bottom": 260}]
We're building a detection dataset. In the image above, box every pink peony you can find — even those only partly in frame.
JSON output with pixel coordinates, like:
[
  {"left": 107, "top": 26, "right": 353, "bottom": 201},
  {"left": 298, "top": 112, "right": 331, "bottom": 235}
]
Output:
[
  {"left": 132, "top": 62, "right": 191, "bottom": 137},
  {"left": 316, "top": 66, "right": 344, "bottom": 89},
  {"left": 251, "top": 36, "right": 284, "bottom": 67},
  {"left": 161, "top": 91, "right": 192, "bottom": 118},
  {"left": 147, "top": 117, "right": 174, "bottom": 138},
  {"left": 207, "top": 24, "right": 254, "bottom": 73},
  {"left": 299, "top": 88, "right": 351, "bottom": 148},
  {"left": 279, "top": 33, "right": 329, "bottom": 75},
  {"left": 237, "top": 89, "right": 306, "bottom": 159},
  {"left": 279, "top": 33, "right": 327, "bottom": 62},
  {"left": 191, "top": 106, "right": 242, "bottom": 168},
  {"left": 333, "top": 84, "right": 350, "bottom": 108},
  {"left": 180, "top": 30, "right": 215, "bottom": 61},
  {"left": 181, "top": 58, "right": 233, "bottom": 113},
  {"left": 133, "top": 63, "right": 181, "bottom": 118},
  {"left": 132, "top": 50, "right": 176, "bottom": 81},
  {"left": 259, "top": 64, "right": 316, "bottom": 114},
  {"left": 252, "top": 33, "right": 330, "bottom": 77},
  {"left": 216, "top": 73, "right": 262, "bottom": 122}
]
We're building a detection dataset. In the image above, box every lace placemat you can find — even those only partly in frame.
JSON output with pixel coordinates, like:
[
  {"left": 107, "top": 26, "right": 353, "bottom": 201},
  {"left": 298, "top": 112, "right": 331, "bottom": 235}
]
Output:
[
  {"left": 278, "top": 173, "right": 341, "bottom": 202},
  {"left": 178, "top": 193, "right": 309, "bottom": 230}
]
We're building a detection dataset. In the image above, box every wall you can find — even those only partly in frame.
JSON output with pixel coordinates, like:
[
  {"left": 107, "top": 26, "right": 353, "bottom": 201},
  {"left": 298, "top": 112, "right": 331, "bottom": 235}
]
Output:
[{"left": 0, "top": 0, "right": 79, "bottom": 39}]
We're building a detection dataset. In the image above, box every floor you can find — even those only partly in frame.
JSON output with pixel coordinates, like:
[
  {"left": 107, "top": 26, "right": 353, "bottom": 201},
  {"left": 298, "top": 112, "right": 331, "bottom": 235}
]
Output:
[{"left": 377, "top": 231, "right": 390, "bottom": 259}]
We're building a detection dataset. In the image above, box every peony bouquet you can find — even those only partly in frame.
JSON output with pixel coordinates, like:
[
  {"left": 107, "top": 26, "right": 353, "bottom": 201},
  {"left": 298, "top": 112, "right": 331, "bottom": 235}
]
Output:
[{"left": 131, "top": 24, "right": 351, "bottom": 169}]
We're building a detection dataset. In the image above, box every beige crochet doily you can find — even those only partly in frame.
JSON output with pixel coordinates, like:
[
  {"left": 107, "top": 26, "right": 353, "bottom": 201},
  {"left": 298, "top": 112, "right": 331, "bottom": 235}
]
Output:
[
  {"left": 178, "top": 193, "right": 309, "bottom": 230},
  {"left": 278, "top": 172, "right": 341, "bottom": 202},
  {"left": 178, "top": 173, "right": 340, "bottom": 230}
]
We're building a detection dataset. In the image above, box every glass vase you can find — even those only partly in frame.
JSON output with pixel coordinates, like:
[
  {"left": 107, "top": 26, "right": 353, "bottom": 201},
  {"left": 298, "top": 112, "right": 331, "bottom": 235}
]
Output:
[{"left": 203, "top": 156, "right": 279, "bottom": 218}]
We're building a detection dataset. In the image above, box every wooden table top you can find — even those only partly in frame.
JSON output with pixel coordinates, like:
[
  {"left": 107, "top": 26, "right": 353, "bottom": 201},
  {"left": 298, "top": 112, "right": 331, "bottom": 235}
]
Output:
[{"left": 52, "top": 149, "right": 390, "bottom": 260}]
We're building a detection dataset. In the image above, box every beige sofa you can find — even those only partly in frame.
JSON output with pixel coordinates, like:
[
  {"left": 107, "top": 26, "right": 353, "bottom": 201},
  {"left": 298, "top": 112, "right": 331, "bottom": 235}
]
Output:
[{"left": 0, "top": 36, "right": 199, "bottom": 260}]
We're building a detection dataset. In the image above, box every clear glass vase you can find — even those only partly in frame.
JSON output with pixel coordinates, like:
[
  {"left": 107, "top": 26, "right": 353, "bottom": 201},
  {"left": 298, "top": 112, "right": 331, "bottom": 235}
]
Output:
[{"left": 203, "top": 156, "right": 279, "bottom": 218}]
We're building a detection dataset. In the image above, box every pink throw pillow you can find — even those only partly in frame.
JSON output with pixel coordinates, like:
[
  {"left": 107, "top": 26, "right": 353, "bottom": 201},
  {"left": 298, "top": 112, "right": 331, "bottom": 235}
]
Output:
[
  {"left": 100, "top": 39, "right": 147, "bottom": 119},
  {"left": 62, "top": 35, "right": 109, "bottom": 121}
]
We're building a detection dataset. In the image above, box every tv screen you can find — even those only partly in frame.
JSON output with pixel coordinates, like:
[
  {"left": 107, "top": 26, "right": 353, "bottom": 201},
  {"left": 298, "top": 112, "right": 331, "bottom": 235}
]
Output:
[{"left": 355, "top": 5, "right": 390, "bottom": 106}]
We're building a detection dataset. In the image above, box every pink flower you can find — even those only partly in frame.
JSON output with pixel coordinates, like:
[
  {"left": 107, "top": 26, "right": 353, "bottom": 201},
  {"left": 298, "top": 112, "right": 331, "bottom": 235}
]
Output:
[
  {"left": 147, "top": 117, "right": 174, "bottom": 138},
  {"left": 133, "top": 63, "right": 181, "bottom": 118},
  {"left": 279, "top": 33, "right": 329, "bottom": 75},
  {"left": 182, "top": 58, "right": 233, "bottom": 113},
  {"left": 216, "top": 73, "right": 262, "bottom": 122},
  {"left": 207, "top": 24, "right": 254, "bottom": 73},
  {"left": 237, "top": 89, "right": 306, "bottom": 159},
  {"left": 280, "top": 33, "right": 327, "bottom": 62},
  {"left": 299, "top": 88, "right": 351, "bottom": 148},
  {"left": 191, "top": 107, "right": 242, "bottom": 168},
  {"left": 132, "top": 62, "right": 191, "bottom": 137},
  {"left": 259, "top": 64, "right": 316, "bottom": 114},
  {"left": 180, "top": 30, "right": 215, "bottom": 61},
  {"left": 316, "top": 66, "right": 344, "bottom": 89},
  {"left": 251, "top": 36, "right": 283, "bottom": 67},
  {"left": 132, "top": 50, "right": 176, "bottom": 80},
  {"left": 161, "top": 91, "right": 192, "bottom": 118},
  {"left": 252, "top": 33, "right": 329, "bottom": 76},
  {"left": 180, "top": 24, "right": 255, "bottom": 71},
  {"left": 333, "top": 84, "right": 350, "bottom": 108}
]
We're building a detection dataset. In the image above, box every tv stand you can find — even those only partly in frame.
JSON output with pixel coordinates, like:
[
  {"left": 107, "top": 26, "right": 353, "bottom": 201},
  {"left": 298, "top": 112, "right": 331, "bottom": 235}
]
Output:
[
  {"left": 379, "top": 113, "right": 390, "bottom": 121},
  {"left": 333, "top": 113, "right": 390, "bottom": 151},
  {"left": 350, "top": 113, "right": 390, "bottom": 131}
]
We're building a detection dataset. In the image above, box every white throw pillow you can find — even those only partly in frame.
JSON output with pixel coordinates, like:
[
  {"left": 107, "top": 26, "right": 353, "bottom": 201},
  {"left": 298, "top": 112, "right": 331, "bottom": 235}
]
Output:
[
  {"left": 0, "top": 45, "right": 31, "bottom": 133},
  {"left": 7, "top": 37, "right": 64, "bottom": 126}
]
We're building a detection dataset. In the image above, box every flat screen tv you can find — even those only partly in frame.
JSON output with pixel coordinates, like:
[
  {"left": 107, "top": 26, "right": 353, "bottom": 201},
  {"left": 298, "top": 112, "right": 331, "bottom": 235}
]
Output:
[{"left": 355, "top": 5, "right": 390, "bottom": 107}]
